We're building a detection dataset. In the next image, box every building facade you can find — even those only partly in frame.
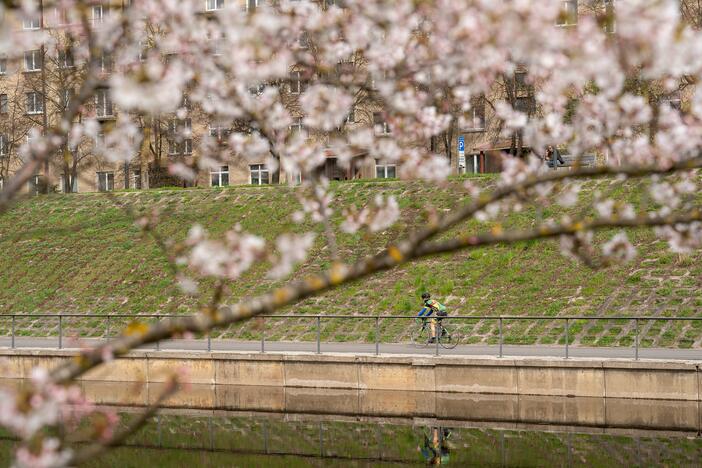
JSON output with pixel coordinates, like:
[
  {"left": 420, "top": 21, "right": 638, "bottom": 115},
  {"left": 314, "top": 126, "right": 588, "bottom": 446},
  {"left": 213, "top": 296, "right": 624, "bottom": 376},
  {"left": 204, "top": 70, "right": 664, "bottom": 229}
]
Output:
[{"left": 0, "top": 1, "right": 642, "bottom": 194}]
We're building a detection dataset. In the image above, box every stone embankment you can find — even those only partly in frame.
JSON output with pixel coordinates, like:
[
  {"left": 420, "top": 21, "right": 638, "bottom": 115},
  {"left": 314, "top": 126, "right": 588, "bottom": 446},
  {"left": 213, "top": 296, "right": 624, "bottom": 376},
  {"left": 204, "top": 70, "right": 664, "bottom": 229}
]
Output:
[{"left": 1, "top": 349, "right": 700, "bottom": 401}]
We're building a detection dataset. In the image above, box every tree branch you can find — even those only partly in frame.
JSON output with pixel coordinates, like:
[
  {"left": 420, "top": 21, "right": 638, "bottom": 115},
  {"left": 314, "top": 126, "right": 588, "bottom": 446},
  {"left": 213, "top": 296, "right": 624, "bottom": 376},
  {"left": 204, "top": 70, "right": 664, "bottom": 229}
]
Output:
[{"left": 66, "top": 377, "right": 181, "bottom": 466}]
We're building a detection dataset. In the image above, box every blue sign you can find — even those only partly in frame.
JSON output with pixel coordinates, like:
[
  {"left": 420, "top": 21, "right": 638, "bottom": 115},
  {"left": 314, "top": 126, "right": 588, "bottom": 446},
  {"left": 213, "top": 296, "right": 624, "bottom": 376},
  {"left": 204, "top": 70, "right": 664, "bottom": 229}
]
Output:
[{"left": 458, "top": 136, "right": 465, "bottom": 152}]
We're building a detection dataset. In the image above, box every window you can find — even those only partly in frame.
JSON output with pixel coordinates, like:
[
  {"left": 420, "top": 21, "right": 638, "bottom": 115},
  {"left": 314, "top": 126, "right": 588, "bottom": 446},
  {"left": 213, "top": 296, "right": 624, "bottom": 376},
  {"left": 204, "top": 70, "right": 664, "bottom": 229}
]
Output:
[
  {"left": 131, "top": 170, "right": 142, "bottom": 189},
  {"left": 95, "top": 89, "right": 113, "bottom": 118},
  {"left": 99, "top": 52, "right": 113, "bottom": 73},
  {"left": 24, "top": 50, "right": 42, "bottom": 72},
  {"left": 211, "top": 165, "right": 229, "bottom": 187},
  {"left": 0, "top": 134, "right": 7, "bottom": 156},
  {"left": 61, "top": 89, "right": 74, "bottom": 109},
  {"left": 662, "top": 92, "right": 682, "bottom": 112},
  {"left": 58, "top": 174, "right": 78, "bottom": 193},
  {"left": 375, "top": 161, "right": 396, "bottom": 179},
  {"left": 249, "top": 164, "right": 269, "bottom": 185},
  {"left": 26, "top": 92, "right": 43, "bottom": 114},
  {"left": 209, "top": 124, "right": 230, "bottom": 142},
  {"left": 345, "top": 106, "right": 355, "bottom": 125},
  {"left": 0, "top": 94, "right": 7, "bottom": 114},
  {"left": 245, "top": 0, "right": 259, "bottom": 11},
  {"left": 206, "top": 0, "right": 224, "bottom": 11},
  {"left": 28, "top": 175, "right": 42, "bottom": 195},
  {"left": 289, "top": 70, "right": 307, "bottom": 95},
  {"left": 92, "top": 5, "right": 104, "bottom": 25},
  {"left": 515, "top": 96, "right": 535, "bottom": 116},
  {"left": 557, "top": 0, "right": 578, "bottom": 26},
  {"left": 514, "top": 71, "right": 529, "bottom": 93},
  {"left": 96, "top": 171, "right": 114, "bottom": 192},
  {"left": 336, "top": 60, "right": 354, "bottom": 80},
  {"left": 464, "top": 97, "right": 485, "bottom": 132},
  {"left": 23, "top": 16, "right": 40, "bottom": 30},
  {"left": 289, "top": 117, "right": 305, "bottom": 134},
  {"left": 55, "top": 7, "right": 70, "bottom": 26},
  {"left": 0, "top": 57, "right": 7, "bottom": 75},
  {"left": 168, "top": 138, "right": 193, "bottom": 155},
  {"left": 297, "top": 31, "right": 310, "bottom": 49},
  {"left": 373, "top": 112, "right": 391, "bottom": 135},
  {"left": 604, "top": 0, "right": 616, "bottom": 33},
  {"left": 58, "top": 48, "right": 74, "bottom": 68},
  {"left": 94, "top": 132, "right": 106, "bottom": 150}
]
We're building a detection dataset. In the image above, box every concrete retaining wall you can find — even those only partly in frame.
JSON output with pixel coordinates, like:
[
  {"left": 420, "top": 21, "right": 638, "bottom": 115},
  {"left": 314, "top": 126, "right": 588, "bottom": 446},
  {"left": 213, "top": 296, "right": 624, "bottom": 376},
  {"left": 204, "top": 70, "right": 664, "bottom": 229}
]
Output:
[{"left": 0, "top": 349, "right": 699, "bottom": 401}]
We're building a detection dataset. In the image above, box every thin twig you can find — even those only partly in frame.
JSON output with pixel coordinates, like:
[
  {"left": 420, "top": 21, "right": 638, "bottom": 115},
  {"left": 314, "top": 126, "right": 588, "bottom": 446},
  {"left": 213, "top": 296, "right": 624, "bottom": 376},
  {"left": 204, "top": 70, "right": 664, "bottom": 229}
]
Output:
[{"left": 66, "top": 378, "right": 181, "bottom": 466}]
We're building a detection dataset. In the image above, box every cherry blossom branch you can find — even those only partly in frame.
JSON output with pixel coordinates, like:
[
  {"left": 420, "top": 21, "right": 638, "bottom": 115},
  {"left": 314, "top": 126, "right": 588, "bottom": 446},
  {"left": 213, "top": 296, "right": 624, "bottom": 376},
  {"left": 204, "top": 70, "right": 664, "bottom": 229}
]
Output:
[
  {"left": 66, "top": 376, "right": 181, "bottom": 466},
  {"left": 415, "top": 210, "right": 702, "bottom": 258}
]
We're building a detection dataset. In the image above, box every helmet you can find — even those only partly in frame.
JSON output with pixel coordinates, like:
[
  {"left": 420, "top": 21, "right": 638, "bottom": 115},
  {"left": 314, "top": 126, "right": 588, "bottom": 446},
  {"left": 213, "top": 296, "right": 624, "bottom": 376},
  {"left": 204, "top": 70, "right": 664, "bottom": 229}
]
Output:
[{"left": 421, "top": 292, "right": 430, "bottom": 300}]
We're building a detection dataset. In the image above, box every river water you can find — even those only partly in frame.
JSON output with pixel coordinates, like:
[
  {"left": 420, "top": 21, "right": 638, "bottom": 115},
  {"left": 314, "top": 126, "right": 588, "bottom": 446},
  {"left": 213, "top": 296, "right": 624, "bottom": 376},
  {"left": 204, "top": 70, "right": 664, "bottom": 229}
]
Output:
[
  {"left": 80, "top": 411, "right": 701, "bottom": 467},
  {"left": 0, "top": 381, "right": 701, "bottom": 466}
]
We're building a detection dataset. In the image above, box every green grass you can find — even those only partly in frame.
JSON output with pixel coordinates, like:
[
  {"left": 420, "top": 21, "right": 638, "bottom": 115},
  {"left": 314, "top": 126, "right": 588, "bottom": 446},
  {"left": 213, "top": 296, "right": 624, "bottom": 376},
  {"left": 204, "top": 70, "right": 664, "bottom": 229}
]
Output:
[{"left": 0, "top": 176, "right": 700, "bottom": 348}]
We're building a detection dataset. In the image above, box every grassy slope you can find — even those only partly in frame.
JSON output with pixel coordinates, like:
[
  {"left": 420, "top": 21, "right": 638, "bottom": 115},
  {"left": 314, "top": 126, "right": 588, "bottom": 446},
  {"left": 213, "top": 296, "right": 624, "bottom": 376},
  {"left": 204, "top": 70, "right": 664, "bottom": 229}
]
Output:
[{"left": 0, "top": 176, "right": 700, "bottom": 347}]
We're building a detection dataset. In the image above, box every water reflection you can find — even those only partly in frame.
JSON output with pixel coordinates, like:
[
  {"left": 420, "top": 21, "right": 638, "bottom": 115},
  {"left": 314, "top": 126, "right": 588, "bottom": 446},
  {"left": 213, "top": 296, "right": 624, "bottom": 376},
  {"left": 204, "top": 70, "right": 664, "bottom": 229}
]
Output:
[
  {"left": 74, "top": 412, "right": 701, "bottom": 467},
  {"left": 419, "top": 427, "right": 452, "bottom": 465}
]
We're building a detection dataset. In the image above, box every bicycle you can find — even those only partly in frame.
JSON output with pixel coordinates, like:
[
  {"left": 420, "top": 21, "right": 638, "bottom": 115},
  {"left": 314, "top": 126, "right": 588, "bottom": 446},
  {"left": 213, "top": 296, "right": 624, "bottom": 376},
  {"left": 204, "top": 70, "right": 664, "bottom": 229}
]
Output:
[{"left": 411, "top": 317, "right": 461, "bottom": 349}]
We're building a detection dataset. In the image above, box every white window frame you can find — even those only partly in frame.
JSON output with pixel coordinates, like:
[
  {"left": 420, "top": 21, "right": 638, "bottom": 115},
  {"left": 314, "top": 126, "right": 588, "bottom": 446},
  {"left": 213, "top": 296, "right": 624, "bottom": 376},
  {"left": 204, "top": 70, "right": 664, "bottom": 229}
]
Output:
[
  {"left": 557, "top": 0, "right": 578, "bottom": 26},
  {"left": 58, "top": 173, "right": 78, "bottom": 193},
  {"left": 249, "top": 164, "right": 269, "bottom": 185},
  {"left": 28, "top": 175, "right": 41, "bottom": 195},
  {"left": 26, "top": 92, "right": 43, "bottom": 115},
  {"left": 289, "top": 117, "right": 305, "bottom": 134},
  {"left": 61, "top": 89, "right": 74, "bottom": 109},
  {"left": 0, "top": 134, "right": 7, "bottom": 157},
  {"left": 464, "top": 101, "right": 486, "bottom": 132},
  {"left": 604, "top": 0, "right": 616, "bottom": 34},
  {"left": 373, "top": 113, "right": 391, "bottom": 136},
  {"left": 24, "top": 50, "right": 42, "bottom": 72},
  {"left": 99, "top": 52, "right": 112, "bottom": 73},
  {"left": 289, "top": 71, "right": 306, "bottom": 95},
  {"left": 206, "top": 0, "right": 224, "bottom": 11},
  {"left": 131, "top": 170, "right": 142, "bottom": 189},
  {"left": 96, "top": 171, "right": 114, "bottom": 192},
  {"left": 23, "top": 16, "right": 40, "bottom": 30},
  {"left": 209, "top": 124, "right": 230, "bottom": 142},
  {"left": 92, "top": 5, "right": 104, "bottom": 25},
  {"left": 211, "top": 165, "right": 230, "bottom": 187},
  {"left": 54, "top": 7, "right": 70, "bottom": 26},
  {"left": 375, "top": 161, "right": 397, "bottom": 179},
  {"left": 95, "top": 89, "right": 113, "bottom": 118},
  {"left": 58, "top": 48, "right": 74, "bottom": 68}
]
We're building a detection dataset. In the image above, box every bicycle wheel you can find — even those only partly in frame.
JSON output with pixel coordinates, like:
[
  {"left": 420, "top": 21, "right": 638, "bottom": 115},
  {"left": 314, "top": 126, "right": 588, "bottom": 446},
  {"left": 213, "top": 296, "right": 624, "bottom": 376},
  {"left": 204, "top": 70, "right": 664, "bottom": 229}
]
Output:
[
  {"left": 439, "top": 325, "right": 461, "bottom": 349},
  {"left": 411, "top": 324, "right": 430, "bottom": 347}
]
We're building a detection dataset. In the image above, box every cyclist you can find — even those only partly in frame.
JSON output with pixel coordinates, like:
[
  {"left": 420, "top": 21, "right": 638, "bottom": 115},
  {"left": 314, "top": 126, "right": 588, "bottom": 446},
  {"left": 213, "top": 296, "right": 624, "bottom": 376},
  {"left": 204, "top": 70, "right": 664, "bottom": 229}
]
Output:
[{"left": 417, "top": 292, "right": 447, "bottom": 343}]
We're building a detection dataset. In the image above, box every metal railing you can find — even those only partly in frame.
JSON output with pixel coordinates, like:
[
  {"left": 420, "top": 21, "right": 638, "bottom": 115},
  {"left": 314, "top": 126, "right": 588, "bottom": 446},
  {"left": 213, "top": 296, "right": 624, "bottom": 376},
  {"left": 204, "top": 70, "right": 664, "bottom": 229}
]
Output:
[{"left": 0, "top": 313, "right": 700, "bottom": 359}]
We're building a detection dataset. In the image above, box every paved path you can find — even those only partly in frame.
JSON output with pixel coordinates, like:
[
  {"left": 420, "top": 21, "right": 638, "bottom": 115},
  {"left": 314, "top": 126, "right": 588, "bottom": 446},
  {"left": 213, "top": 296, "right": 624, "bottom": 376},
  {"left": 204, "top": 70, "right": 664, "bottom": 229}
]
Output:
[{"left": 0, "top": 336, "right": 699, "bottom": 360}]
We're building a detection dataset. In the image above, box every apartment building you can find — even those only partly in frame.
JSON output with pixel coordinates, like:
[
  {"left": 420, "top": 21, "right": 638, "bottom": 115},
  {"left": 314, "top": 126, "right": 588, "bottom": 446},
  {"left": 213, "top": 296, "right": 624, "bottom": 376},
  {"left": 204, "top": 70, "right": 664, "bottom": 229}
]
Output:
[{"left": 0, "top": 1, "right": 633, "bottom": 193}]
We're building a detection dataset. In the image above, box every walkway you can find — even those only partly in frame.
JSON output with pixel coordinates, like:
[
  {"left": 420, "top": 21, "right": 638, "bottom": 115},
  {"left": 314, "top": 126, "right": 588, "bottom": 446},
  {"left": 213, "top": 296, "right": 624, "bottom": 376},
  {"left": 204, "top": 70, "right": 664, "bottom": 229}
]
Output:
[{"left": 0, "top": 337, "right": 699, "bottom": 360}]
